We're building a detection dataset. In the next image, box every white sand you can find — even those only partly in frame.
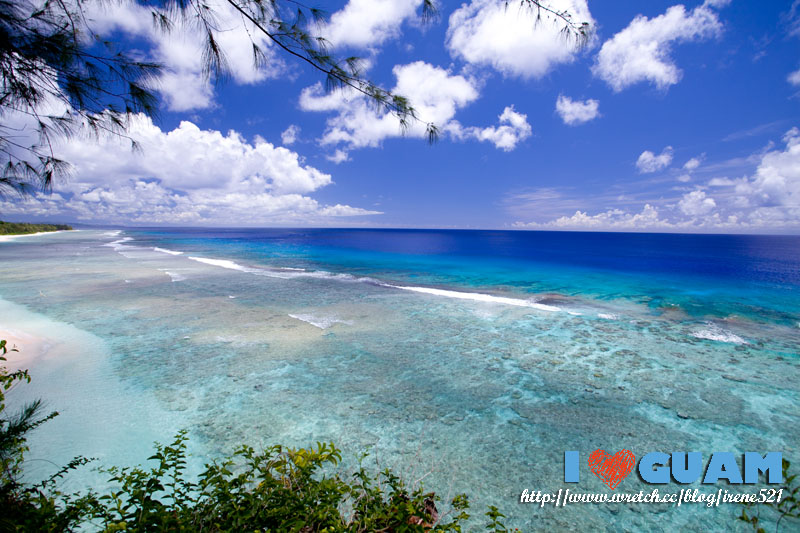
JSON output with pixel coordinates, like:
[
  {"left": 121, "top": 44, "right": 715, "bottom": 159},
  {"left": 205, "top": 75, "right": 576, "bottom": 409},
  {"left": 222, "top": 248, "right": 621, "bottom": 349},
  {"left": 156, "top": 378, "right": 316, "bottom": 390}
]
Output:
[
  {"left": 1, "top": 327, "right": 54, "bottom": 372},
  {"left": 0, "top": 298, "right": 68, "bottom": 372},
  {"left": 0, "top": 297, "right": 201, "bottom": 491},
  {"left": 0, "top": 230, "right": 73, "bottom": 243}
]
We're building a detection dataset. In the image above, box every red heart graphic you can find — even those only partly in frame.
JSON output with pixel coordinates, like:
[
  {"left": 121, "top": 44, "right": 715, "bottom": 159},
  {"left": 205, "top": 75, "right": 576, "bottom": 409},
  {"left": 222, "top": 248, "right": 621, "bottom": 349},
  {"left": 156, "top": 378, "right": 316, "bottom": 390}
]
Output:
[{"left": 588, "top": 449, "right": 636, "bottom": 490}]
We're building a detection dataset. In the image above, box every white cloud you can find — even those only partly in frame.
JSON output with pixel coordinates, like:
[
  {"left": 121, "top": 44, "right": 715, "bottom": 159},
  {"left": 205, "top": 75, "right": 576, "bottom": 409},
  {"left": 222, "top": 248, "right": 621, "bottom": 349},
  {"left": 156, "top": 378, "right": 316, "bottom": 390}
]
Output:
[
  {"left": 298, "top": 84, "right": 355, "bottom": 112},
  {"left": 392, "top": 62, "right": 480, "bottom": 127},
  {"left": 513, "top": 128, "right": 800, "bottom": 232},
  {"left": 448, "top": 106, "right": 532, "bottom": 151},
  {"left": 636, "top": 146, "right": 674, "bottom": 173},
  {"left": 708, "top": 177, "right": 735, "bottom": 186},
  {"left": 326, "top": 149, "right": 350, "bottom": 164},
  {"left": 511, "top": 202, "right": 743, "bottom": 232},
  {"left": 677, "top": 154, "right": 704, "bottom": 182},
  {"left": 86, "top": 0, "right": 283, "bottom": 111},
  {"left": 732, "top": 127, "right": 800, "bottom": 209},
  {"left": 281, "top": 125, "right": 300, "bottom": 145},
  {"left": 787, "top": 0, "right": 800, "bottom": 38},
  {"left": 514, "top": 204, "right": 678, "bottom": 230},
  {"left": 684, "top": 155, "right": 704, "bottom": 170},
  {"left": 593, "top": 3, "right": 723, "bottom": 91},
  {"left": 320, "top": 0, "right": 424, "bottom": 49},
  {"left": 555, "top": 95, "right": 600, "bottom": 125},
  {"left": 300, "top": 61, "right": 479, "bottom": 150},
  {"left": 60, "top": 116, "right": 331, "bottom": 195},
  {"left": 788, "top": 69, "right": 800, "bottom": 86},
  {"left": 679, "top": 190, "right": 716, "bottom": 216},
  {"left": 0, "top": 114, "right": 378, "bottom": 224},
  {"left": 300, "top": 62, "right": 534, "bottom": 153},
  {"left": 446, "top": 0, "right": 595, "bottom": 79}
]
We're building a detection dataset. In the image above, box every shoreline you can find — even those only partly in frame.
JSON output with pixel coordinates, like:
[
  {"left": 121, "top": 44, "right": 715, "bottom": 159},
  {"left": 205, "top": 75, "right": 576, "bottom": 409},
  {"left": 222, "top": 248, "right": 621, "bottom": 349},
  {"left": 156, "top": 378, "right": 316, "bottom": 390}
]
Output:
[
  {"left": 0, "top": 230, "right": 75, "bottom": 243},
  {"left": 0, "top": 327, "right": 48, "bottom": 372},
  {"left": 0, "top": 297, "right": 73, "bottom": 373}
]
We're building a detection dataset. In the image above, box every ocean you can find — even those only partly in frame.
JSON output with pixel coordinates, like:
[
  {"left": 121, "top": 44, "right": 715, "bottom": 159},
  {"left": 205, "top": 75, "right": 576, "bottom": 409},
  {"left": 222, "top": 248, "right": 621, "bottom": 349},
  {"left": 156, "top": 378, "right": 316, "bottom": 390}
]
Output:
[{"left": 1, "top": 228, "right": 798, "bottom": 531}]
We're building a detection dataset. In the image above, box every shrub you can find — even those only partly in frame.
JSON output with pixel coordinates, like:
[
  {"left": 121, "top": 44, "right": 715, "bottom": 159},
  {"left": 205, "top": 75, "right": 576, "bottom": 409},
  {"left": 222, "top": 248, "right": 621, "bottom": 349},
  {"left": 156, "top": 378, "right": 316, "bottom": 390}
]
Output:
[{"left": 1, "top": 339, "right": 516, "bottom": 532}]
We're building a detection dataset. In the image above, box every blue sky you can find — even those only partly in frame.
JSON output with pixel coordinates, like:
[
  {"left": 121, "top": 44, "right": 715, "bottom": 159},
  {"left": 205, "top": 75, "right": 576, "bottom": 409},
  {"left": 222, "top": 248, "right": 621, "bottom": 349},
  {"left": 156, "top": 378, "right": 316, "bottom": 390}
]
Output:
[{"left": 4, "top": 0, "right": 800, "bottom": 232}]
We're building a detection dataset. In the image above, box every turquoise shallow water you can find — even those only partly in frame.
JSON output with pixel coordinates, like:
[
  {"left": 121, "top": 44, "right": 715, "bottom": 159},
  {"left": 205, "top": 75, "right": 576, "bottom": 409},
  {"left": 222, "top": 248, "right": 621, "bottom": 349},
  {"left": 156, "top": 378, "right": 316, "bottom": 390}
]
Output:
[{"left": 0, "top": 228, "right": 798, "bottom": 531}]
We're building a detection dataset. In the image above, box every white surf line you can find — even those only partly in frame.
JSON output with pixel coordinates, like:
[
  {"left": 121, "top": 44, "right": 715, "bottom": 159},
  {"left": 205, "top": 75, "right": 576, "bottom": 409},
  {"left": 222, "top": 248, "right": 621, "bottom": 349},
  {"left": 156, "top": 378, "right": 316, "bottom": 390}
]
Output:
[
  {"left": 188, "top": 255, "right": 567, "bottom": 313},
  {"left": 103, "top": 236, "right": 134, "bottom": 251},
  {"left": 187, "top": 256, "right": 262, "bottom": 273},
  {"left": 380, "top": 283, "right": 561, "bottom": 312},
  {"left": 288, "top": 313, "right": 353, "bottom": 329},
  {"left": 153, "top": 247, "right": 183, "bottom": 255}
]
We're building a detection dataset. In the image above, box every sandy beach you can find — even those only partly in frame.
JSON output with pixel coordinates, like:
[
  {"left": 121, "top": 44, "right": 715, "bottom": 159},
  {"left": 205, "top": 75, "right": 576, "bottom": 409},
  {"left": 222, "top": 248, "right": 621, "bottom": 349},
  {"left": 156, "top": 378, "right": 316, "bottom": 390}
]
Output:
[
  {"left": 0, "top": 296, "right": 78, "bottom": 372},
  {"left": 1, "top": 328, "right": 46, "bottom": 372},
  {"left": 0, "top": 230, "right": 74, "bottom": 243}
]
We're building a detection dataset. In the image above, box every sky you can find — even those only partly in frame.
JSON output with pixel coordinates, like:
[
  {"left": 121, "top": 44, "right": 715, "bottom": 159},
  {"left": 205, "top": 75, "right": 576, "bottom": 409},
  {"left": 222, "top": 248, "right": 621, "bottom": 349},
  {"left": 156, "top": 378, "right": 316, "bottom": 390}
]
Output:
[{"left": 3, "top": 0, "right": 800, "bottom": 233}]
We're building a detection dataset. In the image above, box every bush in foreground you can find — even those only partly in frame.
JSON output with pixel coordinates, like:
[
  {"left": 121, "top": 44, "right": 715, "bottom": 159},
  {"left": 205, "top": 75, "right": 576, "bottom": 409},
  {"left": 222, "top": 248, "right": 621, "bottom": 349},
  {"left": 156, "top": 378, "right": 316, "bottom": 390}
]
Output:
[{"left": 2, "top": 339, "right": 519, "bottom": 532}]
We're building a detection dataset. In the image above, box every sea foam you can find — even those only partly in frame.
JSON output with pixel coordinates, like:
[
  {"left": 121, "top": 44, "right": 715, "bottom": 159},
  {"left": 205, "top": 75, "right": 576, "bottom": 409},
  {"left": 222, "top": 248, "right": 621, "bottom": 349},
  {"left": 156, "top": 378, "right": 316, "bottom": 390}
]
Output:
[
  {"left": 691, "top": 323, "right": 748, "bottom": 344},
  {"left": 187, "top": 255, "right": 368, "bottom": 282},
  {"left": 187, "top": 256, "right": 262, "bottom": 273},
  {"left": 158, "top": 269, "right": 187, "bottom": 282},
  {"left": 185, "top": 255, "right": 564, "bottom": 313},
  {"left": 154, "top": 247, "right": 183, "bottom": 256},
  {"left": 104, "top": 237, "right": 133, "bottom": 250},
  {"left": 288, "top": 313, "right": 353, "bottom": 329},
  {"left": 379, "top": 284, "right": 560, "bottom": 312}
]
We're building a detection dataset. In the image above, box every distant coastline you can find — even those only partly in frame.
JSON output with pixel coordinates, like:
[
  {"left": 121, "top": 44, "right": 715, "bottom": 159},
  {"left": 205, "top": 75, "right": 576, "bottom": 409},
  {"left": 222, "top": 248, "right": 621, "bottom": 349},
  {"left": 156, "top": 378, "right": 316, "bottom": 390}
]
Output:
[{"left": 0, "top": 221, "right": 73, "bottom": 241}]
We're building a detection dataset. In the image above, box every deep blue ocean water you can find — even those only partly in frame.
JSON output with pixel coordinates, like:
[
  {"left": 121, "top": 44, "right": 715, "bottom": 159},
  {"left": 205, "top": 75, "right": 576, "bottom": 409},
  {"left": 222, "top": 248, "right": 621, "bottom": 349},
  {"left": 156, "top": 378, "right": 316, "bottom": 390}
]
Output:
[
  {"left": 1, "top": 228, "right": 798, "bottom": 531},
  {"left": 132, "top": 228, "right": 800, "bottom": 326}
]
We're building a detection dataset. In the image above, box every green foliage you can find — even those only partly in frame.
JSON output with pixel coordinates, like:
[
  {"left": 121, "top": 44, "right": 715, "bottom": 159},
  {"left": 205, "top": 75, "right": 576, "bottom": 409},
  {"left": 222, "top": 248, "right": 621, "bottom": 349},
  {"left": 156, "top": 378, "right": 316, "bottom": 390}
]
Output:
[
  {"left": 1, "top": 338, "right": 77, "bottom": 531},
  {"left": 4, "top": 338, "right": 797, "bottom": 532},
  {"left": 739, "top": 459, "right": 800, "bottom": 533},
  {"left": 0, "top": 220, "right": 72, "bottom": 235},
  {"left": 0, "top": 340, "right": 513, "bottom": 532},
  {"left": 64, "top": 432, "right": 474, "bottom": 532},
  {"left": 485, "top": 505, "right": 519, "bottom": 532}
]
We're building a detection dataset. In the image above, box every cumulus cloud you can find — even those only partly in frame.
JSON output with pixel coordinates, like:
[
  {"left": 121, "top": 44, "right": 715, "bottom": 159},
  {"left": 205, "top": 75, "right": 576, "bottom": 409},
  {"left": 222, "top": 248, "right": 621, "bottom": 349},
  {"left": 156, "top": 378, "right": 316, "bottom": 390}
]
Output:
[
  {"left": 555, "top": 95, "right": 600, "bottom": 125},
  {"left": 684, "top": 155, "right": 703, "bottom": 170},
  {"left": 0, "top": 114, "right": 378, "bottom": 224},
  {"left": 447, "top": 106, "right": 532, "bottom": 151},
  {"left": 300, "top": 62, "right": 535, "bottom": 155},
  {"left": 732, "top": 127, "right": 800, "bottom": 209},
  {"left": 511, "top": 202, "right": 747, "bottom": 232},
  {"left": 299, "top": 61, "right": 484, "bottom": 157},
  {"left": 679, "top": 190, "right": 716, "bottom": 216},
  {"left": 593, "top": 3, "right": 724, "bottom": 91},
  {"left": 513, "top": 204, "right": 677, "bottom": 230},
  {"left": 788, "top": 69, "right": 800, "bottom": 86},
  {"left": 446, "top": 0, "right": 595, "bottom": 79},
  {"left": 708, "top": 177, "right": 735, "bottom": 186},
  {"left": 676, "top": 154, "right": 704, "bottom": 182},
  {"left": 512, "top": 128, "right": 800, "bottom": 232},
  {"left": 281, "top": 125, "right": 300, "bottom": 145},
  {"left": 326, "top": 149, "right": 350, "bottom": 164},
  {"left": 86, "top": 0, "right": 283, "bottom": 111},
  {"left": 319, "top": 0, "right": 424, "bottom": 50},
  {"left": 636, "top": 146, "right": 674, "bottom": 173}
]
